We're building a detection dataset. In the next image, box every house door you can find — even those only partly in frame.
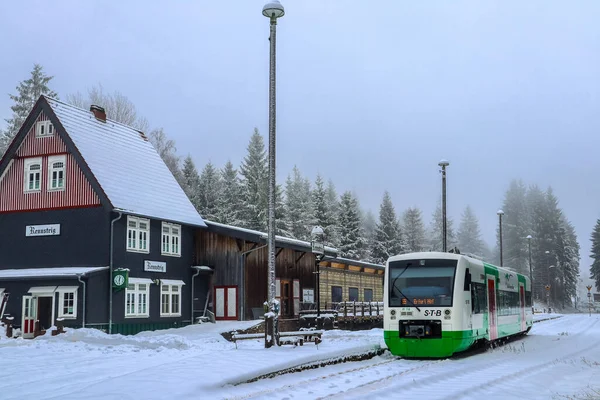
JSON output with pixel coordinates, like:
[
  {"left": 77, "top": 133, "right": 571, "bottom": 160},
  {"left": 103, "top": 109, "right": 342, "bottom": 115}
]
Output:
[
  {"left": 519, "top": 284, "right": 526, "bottom": 331},
  {"left": 279, "top": 279, "right": 292, "bottom": 318},
  {"left": 487, "top": 277, "right": 498, "bottom": 340},
  {"left": 214, "top": 286, "right": 237, "bottom": 320},
  {"left": 37, "top": 296, "right": 53, "bottom": 330},
  {"left": 22, "top": 296, "right": 37, "bottom": 339}
]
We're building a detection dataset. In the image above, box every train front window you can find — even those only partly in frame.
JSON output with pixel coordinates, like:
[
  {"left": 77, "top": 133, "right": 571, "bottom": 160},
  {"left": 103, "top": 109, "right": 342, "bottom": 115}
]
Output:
[{"left": 389, "top": 259, "right": 457, "bottom": 307}]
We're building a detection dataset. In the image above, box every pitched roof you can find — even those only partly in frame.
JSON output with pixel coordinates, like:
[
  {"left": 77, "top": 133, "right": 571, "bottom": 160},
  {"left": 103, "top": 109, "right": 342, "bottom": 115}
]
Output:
[
  {"left": 205, "top": 220, "right": 339, "bottom": 255},
  {"left": 44, "top": 97, "right": 206, "bottom": 227}
]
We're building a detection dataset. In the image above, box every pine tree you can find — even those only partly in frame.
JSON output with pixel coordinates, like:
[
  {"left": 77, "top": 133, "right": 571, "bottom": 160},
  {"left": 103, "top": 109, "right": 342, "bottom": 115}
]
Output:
[
  {"left": 1, "top": 64, "right": 57, "bottom": 155},
  {"left": 497, "top": 180, "right": 529, "bottom": 274},
  {"left": 457, "top": 206, "right": 485, "bottom": 256},
  {"left": 239, "top": 128, "right": 268, "bottom": 231},
  {"left": 324, "top": 179, "right": 341, "bottom": 246},
  {"left": 275, "top": 183, "right": 291, "bottom": 237},
  {"left": 429, "top": 205, "right": 457, "bottom": 251},
  {"left": 197, "top": 161, "right": 222, "bottom": 221},
  {"left": 590, "top": 219, "right": 600, "bottom": 291},
  {"left": 527, "top": 184, "right": 552, "bottom": 298},
  {"left": 402, "top": 207, "right": 427, "bottom": 253},
  {"left": 216, "top": 161, "right": 243, "bottom": 225},
  {"left": 338, "top": 191, "right": 366, "bottom": 259},
  {"left": 284, "top": 166, "right": 313, "bottom": 240},
  {"left": 362, "top": 210, "right": 377, "bottom": 262},
  {"left": 371, "top": 191, "right": 405, "bottom": 264},
  {"left": 559, "top": 215, "right": 580, "bottom": 307},
  {"left": 181, "top": 156, "right": 201, "bottom": 210}
]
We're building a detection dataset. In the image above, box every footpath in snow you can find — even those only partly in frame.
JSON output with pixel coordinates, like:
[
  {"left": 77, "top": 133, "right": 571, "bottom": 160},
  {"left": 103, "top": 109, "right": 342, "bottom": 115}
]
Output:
[{"left": 1, "top": 312, "right": 598, "bottom": 400}]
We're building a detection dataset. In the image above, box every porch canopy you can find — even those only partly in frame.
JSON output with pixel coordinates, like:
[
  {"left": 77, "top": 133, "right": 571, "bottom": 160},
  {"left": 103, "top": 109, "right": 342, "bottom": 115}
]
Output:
[{"left": 0, "top": 266, "right": 108, "bottom": 280}]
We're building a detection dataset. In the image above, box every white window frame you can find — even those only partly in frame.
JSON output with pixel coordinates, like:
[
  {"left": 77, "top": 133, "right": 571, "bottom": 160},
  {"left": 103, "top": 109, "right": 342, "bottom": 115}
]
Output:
[
  {"left": 35, "top": 120, "right": 54, "bottom": 138},
  {"left": 57, "top": 286, "right": 78, "bottom": 319},
  {"left": 47, "top": 155, "right": 66, "bottom": 191},
  {"left": 161, "top": 222, "right": 181, "bottom": 257},
  {"left": 125, "top": 278, "right": 151, "bottom": 318},
  {"left": 126, "top": 216, "right": 150, "bottom": 253},
  {"left": 160, "top": 279, "right": 185, "bottom": 317},
  {"left": 23, "top": 157, "right": 42, "bottom": 193}
]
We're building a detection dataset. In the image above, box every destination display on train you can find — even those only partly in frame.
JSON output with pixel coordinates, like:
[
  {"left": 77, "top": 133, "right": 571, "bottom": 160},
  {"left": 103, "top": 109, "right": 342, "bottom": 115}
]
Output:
[{"left": 402, "top": 298, "right": 435, "bottom": 306}]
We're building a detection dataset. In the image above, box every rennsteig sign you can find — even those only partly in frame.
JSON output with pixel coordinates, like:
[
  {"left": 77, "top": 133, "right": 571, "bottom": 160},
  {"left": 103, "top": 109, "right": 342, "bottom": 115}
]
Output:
[
  {"left": 144, "top": 260, "right": 167, "bottom": 273},
  {"left": 25, "top": 224, "right": 61, "bottom": 237}
]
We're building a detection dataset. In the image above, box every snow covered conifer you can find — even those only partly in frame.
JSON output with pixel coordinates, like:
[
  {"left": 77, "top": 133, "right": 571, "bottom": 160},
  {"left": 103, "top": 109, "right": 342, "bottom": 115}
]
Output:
[
  {"left": 216, "top": 161, "right": 243, "bottom": 225},
  {"left": 428, "top": 205, "right": 456, "bottom": 251},
  {"left": 239, "top": 128, "right": 268, "bottom": 231},
  {"left": 284, "top": 166, "right": 314, "bottom": 240},
  {"left": 457, "top": 206, "right": 485, "bottom": 256},
  {"left": 590, "top": 219, "right": 600, "bottom": 291},
  {"left": 402, "top": 207, "right": 427, "bottom": 253},
  {"left": 181, "top": 155, "right": 201, "bottom": 210},
  {"left": 370, "top": 191, "right": 405, "bottom": 264},
  {"left": 338, "top": 191, "right": 366, "bottom": 259},
  {"left": 1, "top": 64, "right": 57, "bottom": 155},
  {"left": 198, "top": 161, "right": 222, "bottom": 221}
]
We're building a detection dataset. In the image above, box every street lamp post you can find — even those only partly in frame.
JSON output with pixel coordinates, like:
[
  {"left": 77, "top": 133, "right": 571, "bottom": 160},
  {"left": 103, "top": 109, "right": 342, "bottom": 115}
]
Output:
[
  {"left": 526, "top": 235, "right": 533, "bottom": 308},
  {"left": 311, "top": 226, "right": 325, "bottom": 321},
  {"left": 262, "top": 0, "right": 285, "bottom": 348},
  {"left": 438, "top": 160, "right": 449, "bottom": 252},
  {"left": 549, "top": 265, "right": 556, "bottom": 310},
  {"left": 587, "top": 285, "right": 593, "bottom": 317},
  {"left": 497, "top": 210, "right": 504, "bottom": 267}
]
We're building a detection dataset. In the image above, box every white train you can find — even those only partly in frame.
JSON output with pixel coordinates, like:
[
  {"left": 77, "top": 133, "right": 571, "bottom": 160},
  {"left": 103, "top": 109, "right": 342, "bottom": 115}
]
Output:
[{"left": 383, "top": 252, "right": 533, "bottom": 357}]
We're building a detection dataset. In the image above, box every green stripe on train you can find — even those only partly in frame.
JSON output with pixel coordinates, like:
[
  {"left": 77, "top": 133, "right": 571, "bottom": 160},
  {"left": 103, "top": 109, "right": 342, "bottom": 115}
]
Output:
[{"left": 384, "top": 320, "right": 530, "bottom": 358}]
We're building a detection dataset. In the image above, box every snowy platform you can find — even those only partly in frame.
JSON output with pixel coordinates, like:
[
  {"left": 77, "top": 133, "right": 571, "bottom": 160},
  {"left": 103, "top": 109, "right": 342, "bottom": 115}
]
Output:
[{"left": 2, "top": 313, "right": 600, "bottom": 400}]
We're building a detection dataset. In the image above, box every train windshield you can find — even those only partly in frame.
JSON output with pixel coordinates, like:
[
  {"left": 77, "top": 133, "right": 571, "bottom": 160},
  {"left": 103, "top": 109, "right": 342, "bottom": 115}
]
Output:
[{"left": 388, "top": 259, "right": 457, "bottom": 307}]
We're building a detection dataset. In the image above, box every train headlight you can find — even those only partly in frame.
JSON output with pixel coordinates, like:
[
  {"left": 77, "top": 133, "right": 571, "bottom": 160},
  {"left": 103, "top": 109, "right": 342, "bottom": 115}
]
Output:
[
  {"left": 444, "top": 309, "right": 451, "bottom": 316},
  {"left": 390, "top": 309, "right": 396, "bottom": 316},
  {"left": 425, "top": 326, "right": 431, "bottom": 336}
]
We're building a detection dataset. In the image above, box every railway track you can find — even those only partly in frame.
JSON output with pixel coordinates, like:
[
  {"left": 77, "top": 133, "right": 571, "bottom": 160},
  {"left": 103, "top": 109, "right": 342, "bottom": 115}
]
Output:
[{"left": 225, "top": 315, "right": 598, "bottom": 400}]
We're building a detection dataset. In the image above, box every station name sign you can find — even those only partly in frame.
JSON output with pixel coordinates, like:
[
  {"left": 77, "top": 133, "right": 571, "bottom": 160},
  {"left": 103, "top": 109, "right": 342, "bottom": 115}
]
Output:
[
  {"left": 144, "top": 260, "right": 166, "bottom": 273},
  {"left": 25, "top": 224, "right": 61, "bottom": 237}
]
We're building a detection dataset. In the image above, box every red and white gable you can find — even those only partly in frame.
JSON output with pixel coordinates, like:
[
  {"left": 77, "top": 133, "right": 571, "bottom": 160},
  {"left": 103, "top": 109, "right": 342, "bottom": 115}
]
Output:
[{"left": 0, "top": 111, "right": 101, "bottom": 212}]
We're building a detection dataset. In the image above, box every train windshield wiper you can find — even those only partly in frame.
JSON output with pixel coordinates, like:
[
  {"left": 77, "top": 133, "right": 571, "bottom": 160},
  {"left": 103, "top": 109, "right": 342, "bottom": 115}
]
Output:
[{"left": 390, "top": 262, "right": 421, "bottom": 312}]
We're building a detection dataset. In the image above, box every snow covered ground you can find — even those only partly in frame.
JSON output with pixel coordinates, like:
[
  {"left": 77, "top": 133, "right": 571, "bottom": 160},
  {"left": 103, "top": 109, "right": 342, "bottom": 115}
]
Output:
[{"left": 0, "top": 313, "right": 598, "bottom": 400}]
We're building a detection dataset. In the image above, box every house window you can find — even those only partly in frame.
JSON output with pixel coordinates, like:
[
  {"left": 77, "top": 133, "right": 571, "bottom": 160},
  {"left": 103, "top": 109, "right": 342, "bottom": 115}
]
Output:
[
  {"left": 364, "top": 288, "right": 373, "bottom": 302},
  {"left": 161, "top": 222, "right": 181, "bottom": 257},
  {"left": 349, "top": 287, "right": 359, "bottom": 302},
  {"left": 57, "top": 286, "right": 78, "bottom": 319},
  {"left": 125, "top": 281, "right": 150, "bottom": 318},
  {"left": 331, "top": 286, "right": 343, "bottom": 303},
  {"left": 24, "top": 158, "right": 42, "bottom": 192},
  {"left": 127, "top": 216, "right": 149, "bottom": 253},
  {"left": 160, "top": 281, "right": 184, "bottom": 317},
  {"left": 47, "top": 155, "right": 66, "bottom": 191},
  {"left": 36, "top": 120, "right": 54, "bottom": 137}
]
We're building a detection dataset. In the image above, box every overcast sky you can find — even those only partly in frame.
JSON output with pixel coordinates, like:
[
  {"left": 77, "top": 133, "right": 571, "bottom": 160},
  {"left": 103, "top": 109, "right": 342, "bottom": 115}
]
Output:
[{"left": 1, "top": 1, "right": 598, "bottom": 289}]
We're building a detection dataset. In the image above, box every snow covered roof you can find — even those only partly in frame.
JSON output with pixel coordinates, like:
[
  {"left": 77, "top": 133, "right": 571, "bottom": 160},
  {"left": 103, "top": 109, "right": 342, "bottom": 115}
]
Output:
[
  {"left": 204, "top": 220, "right": 338, "bottom": 255},
  {"left": 0, "top": 266, "right": 108, "bottom": 280},
  {"left": 45, "top": 97, "right": 206, "bottom": 228},
  {"left": 329, "top": 257, "right": 385, "bottom": 271}
]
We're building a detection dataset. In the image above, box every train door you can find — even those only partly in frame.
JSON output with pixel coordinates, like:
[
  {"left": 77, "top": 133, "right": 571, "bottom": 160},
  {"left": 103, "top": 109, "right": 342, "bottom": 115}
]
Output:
[
  {"left": 519, "top": 283, "right": 526, "bottom": 331},
  {"left": 487, "top": 277, "right": 498, "bottom": 340}
]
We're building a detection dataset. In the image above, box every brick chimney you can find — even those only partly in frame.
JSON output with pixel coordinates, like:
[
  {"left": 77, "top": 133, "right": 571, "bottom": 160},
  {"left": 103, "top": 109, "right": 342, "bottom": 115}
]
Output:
[{"left": 90, "top": 105, "right": 106, "bottom": 122}]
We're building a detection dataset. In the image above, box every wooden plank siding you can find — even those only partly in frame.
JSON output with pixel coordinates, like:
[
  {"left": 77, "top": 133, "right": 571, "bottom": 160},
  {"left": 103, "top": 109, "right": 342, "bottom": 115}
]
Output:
[
  {"left": 319, "top": 267, "right": 384, "bottom": 308},
  {"left": 0, "top": 110, "right": 101, "bottom": 212},
  {"left": 194, "top": 227, "right": 384, "bottom": 321}
]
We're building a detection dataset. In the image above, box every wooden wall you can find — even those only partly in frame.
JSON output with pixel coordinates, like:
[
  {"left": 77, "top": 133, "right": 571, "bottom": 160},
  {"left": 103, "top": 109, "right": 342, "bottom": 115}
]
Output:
[
  {"left": 194, "top": 228, "right": 385, "bottom": 320},
  {"left": 319, "top": 264, "right": 384, "bottom": 307}
]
